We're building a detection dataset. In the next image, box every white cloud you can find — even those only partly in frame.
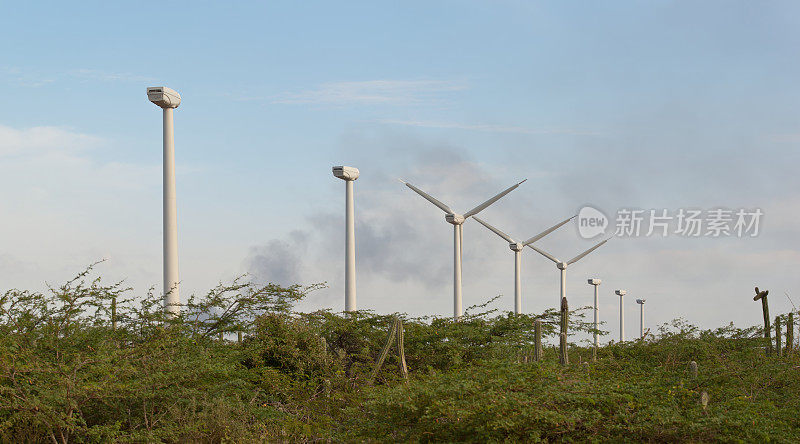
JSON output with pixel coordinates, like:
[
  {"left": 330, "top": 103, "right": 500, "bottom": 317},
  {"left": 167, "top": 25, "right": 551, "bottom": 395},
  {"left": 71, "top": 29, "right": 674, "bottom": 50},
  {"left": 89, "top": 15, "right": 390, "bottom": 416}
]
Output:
[
  {"left": 378, "top": 119, "right": 601, "bottom": 136},
  {"left": 273, "top": 80, "right": 467, "bottom": 105},
  {"left": 1, "top": 66, "right": 56, "bottom": 87},
  {"left": 0, "top": 122, "right": 239, "bottom": 306},
  {"left": 69, "top": 68, "right": 155, "bottom": 83},
  {"left": 0, "top": 124, "right": 103, "bottom": 156},
  {"left": 1, "top": 65, "right": 154, "bottom": 87},
  {"left": 0, "top": 123, "right": 165, "bottom": 293},
  {"left": 768, "top": 133, "right": 800, "bottom": 144}
]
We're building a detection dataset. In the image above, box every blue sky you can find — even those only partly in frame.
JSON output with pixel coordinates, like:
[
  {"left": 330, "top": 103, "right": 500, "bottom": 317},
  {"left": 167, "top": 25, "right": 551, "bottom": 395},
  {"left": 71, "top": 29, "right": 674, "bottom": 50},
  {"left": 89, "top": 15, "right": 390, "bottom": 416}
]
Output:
[{"left": 2, "top": 1, "right": 800, "bottom": 340}]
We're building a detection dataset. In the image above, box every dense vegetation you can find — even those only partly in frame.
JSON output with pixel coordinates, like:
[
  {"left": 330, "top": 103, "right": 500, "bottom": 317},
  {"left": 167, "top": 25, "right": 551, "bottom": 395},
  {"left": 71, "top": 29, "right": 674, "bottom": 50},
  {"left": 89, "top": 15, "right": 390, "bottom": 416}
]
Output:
[{"left": 1, "top": 266, "right": 798, "bottom": 442}]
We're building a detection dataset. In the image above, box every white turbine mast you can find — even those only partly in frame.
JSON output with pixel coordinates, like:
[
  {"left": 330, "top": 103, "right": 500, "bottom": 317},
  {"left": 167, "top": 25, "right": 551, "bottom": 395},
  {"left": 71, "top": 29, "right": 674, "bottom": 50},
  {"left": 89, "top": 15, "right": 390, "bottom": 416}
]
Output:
[
  {"left": 636, "top": 298, "right": 646, "bottom": 339},
  {"left": 527, "top": 237, "right": 610, "bottom": 309},
  {"left": 616, "top": 289, "right": 627, "bottom": 341},
  {"left": 472, "top": 215, "right": 575, "bottom": 314},
  {"left": 587, "top": 278, "right": 602, "bottom": 348},
  {"left": 333, "top": 166, "right": 360, "bottom": 312},
  {"left": 147, "top": 86, "right": 182, "bottom": 316},
  {"left": 400, "top": 179, "right": 527, "bottom": 320}
]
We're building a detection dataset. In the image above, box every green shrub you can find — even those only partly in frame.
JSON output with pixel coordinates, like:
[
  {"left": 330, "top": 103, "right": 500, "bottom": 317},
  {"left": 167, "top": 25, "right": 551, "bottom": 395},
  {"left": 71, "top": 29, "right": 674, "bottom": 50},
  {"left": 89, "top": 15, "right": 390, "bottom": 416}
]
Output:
[{"left": 1, "top": 265, "right": 798, "bottom": 442}]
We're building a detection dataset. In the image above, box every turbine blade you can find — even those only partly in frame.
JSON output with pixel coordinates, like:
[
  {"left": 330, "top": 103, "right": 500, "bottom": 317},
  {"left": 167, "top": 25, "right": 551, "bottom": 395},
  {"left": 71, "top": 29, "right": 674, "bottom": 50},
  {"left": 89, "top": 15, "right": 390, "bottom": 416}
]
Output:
[
  {"left": 472, "top": 217, "right": 515, "bottom": 243},
  {"left": 399, "top": 180, "right": 453, "bottom": 214},
  {"left": 526, "top": 244, "right": 560, "bottom": 264},
  {"left": 523, "top": 214, "right": 577, "bottom": 245},
  {"left": 463, "top": 179, "right": 527, "bottom": 218},
  {"left": 567, "top": 238, "right": 610, "bottom": 265}
]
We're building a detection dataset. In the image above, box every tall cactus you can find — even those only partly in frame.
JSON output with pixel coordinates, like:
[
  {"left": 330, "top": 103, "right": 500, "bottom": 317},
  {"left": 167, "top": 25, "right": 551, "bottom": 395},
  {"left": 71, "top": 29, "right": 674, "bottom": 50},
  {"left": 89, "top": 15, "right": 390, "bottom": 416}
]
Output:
[
  {"left": 111, "top": 297, "right": 117, "bottom": 332},
  {"left": 369, "top": 317, "right": 408, "bottom": 385},
  {"left": 395, "top": 318, "right": 408, "bottom": 379}
]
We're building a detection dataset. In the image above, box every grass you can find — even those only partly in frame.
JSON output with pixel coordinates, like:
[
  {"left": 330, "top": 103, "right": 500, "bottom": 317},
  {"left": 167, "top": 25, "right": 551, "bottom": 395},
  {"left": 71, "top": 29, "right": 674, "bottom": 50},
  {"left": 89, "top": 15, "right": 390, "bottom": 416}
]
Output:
[{"left": 349, "top": 335, "right": 800, "bottom": 443}]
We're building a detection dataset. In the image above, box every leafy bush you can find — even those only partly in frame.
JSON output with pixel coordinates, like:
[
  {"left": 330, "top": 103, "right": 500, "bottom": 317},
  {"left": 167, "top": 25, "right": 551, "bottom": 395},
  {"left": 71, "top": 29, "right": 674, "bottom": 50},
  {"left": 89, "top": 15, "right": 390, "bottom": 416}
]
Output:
[{"left": 1, "top": 265, "right": 798, "bottom": 442}]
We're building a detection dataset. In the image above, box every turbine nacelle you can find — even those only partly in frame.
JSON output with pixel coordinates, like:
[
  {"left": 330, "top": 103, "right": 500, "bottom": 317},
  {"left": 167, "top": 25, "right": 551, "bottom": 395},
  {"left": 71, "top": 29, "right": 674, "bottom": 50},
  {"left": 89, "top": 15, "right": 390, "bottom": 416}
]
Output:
[
  {"left": 333, "top": 166, "right": 360, "bottom": 181},
  {"left": 445, "top": 213, "right": 466, "bottom": 225},
  {"left": 147, "top": 86, "right": 181, "bottom": 109},
  {"left": 588, "top": 278, "right": 602, "bottom": 285},
  {"left": 557, "top": 261, "right": 568, "bottom": 270},
  {"left": 616, "top": 289, "right": 627, "bottom": 296},
  {"left": 508, "top": 242, "right": 524, "bottom": 252},
  {"left": 636, "top": 299, "right": 646, "bottom": 304}
]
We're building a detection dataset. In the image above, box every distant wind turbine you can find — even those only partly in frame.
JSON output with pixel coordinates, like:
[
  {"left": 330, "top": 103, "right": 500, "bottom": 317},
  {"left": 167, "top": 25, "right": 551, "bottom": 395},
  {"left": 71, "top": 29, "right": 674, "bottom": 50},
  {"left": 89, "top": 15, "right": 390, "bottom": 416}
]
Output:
[
  {"left": 147, "top": 86, "right": 182, "bottom": 316},
  {"left": 400, "top": 179, "right": 527, "bottom": 320},
  {"left": 332, "top": 166, "right": 360, "bottom": 312},
  {"left": 527, "top": 237, "right": 610, "bottom": 309},
  {"left": 587, "top": 278, "right": 602, "bottom": 348},
  {"left": 616, "top": 289, "right": 627, "bottom": 341},
  {"left": 636, "top": 298, "right": 646, "bottom": 339},
  {"left": 472, "top": 215, "right": 575, "bottom": 314}
]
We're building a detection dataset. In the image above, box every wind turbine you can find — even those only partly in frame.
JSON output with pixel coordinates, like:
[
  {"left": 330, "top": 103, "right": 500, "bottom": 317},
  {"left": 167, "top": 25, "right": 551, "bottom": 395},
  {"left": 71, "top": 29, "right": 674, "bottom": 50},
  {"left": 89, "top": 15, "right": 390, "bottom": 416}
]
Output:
[
  {"left": 527, "top": 238, "right": 610, "bottom": 309},
  {"left": 636, "top": 298, "right": 646, "bottom": 338},
  {"left": 472, "top": 215, "right": 576, "bottom": 314},
  {"left": 587, "top": 278, "right": 602, "bottom": 348},
  {"left": 147, "top": 86, "right": 182, "bottom": 315},
  {"left": 399, "top": 179, "right": 527, "bottom": 320},
  {"left": 616, "top": 289, "right": 626, "bottom": 341},
  {"left": 332, "top": 166, "right": 359, "bottom": 312}
]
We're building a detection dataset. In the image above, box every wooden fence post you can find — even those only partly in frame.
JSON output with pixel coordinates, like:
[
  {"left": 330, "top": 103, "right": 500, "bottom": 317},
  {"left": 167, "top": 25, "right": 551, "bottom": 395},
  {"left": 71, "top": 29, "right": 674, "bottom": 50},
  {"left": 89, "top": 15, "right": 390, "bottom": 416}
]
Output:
[
  {"left": 775, "top": 316, "right": 782, "bottom": 357},
  {"left": 559, "top": 297, "right": 569, "bottom": 366},
  {"left": 754, "top": 287, "right": 772, "bottom": 355},
  {"left": 534, "top": 319, "right": 542, "bottom": 362}
]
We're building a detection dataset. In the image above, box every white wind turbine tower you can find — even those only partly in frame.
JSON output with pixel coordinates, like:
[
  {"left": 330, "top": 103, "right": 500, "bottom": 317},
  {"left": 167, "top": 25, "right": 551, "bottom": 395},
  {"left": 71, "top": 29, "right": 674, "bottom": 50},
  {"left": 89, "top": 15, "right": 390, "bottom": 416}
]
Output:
[
  {"left": 400, "top": 179, "right": 527, "bottom": 320},
  {"left": 636, "top": 298, "right": 646, "bottom": 339},
  {"left": 587, "top": 278, "right": 602, "bottom": 348},
  {"left": 527, "top": 238, "right": 610, "bottom": 309},
  {"left": 333, "top": 166, "right": 360, "bottom": 312},
  {"left": 472, "top": 215, "right": 576, "bottom": 314},
  {"left": 147, "top": 86, "right": 182, "bottom": 315},
  {"left": 616, "top": 289, "right": 627, "bottom": 341}
]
